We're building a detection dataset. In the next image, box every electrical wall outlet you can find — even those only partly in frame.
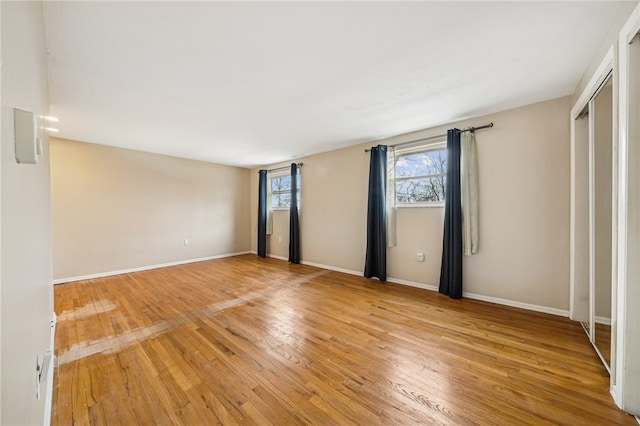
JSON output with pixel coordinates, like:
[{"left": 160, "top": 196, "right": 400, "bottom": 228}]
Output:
[
  {"left": 184, "top": 238, "right": 190, "bottom": 246},
  {"left": 416, "top": 252, "right": 425, "bottom": 262}
]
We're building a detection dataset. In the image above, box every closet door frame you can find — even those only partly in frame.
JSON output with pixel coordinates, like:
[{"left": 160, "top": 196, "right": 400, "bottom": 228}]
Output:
[
  {"left": 614, "top": 2, "right": 640, "bottom": 414},
  {"left": 570, "top": 48, "right": 614, "bottom": 333}
]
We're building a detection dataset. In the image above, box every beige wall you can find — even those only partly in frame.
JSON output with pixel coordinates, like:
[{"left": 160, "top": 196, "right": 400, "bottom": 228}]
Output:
[
  {"left": 1, "top": 2, "right": 54, "bottom": 424},
  {"left": 51, "top": 139, "right": 251, "bottom": 280},
  {"left": 250, "top": 143, "right": 370, "bottom": 270},
  {"left": 266, "top": 210, "right": 290, "bottom": 258},
  {"left": 252, "top": 96, "right": 572, "bottom": 311}
]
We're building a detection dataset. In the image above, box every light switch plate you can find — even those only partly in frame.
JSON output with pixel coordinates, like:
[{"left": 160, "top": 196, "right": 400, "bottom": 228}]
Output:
[{"left": 14, "top": 108, "right": 38, "bottom": 164}]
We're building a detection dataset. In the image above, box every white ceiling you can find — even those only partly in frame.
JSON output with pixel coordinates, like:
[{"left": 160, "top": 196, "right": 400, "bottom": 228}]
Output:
[{"left": 43, "top": 1, "right": 626, "bottom": 168}]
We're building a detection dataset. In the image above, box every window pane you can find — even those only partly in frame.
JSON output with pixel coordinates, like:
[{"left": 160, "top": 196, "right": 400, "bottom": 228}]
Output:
[
  {"left": 271, "top": 175, "right": 291, "bottom": 193},
  {"left": 394, "top": 147, "right": 447, "bottom": 204},
  {"left": 270, "top": 174, "right": 300, "bottom": 208},
  {"left": 272, "top": 193, "right": 282, "bottom": 208},
  {"left": 395, "top": 149, "right": 447, "bottom": 178},
  {"left": 396, "top": 176, "right": 446, "bottom": 203},
  {"left": 278, "top": 193, "right": 292, "bottom": 208}
]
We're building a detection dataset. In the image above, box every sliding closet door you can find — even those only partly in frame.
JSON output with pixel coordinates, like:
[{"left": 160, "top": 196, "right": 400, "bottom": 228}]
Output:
[
  {"left": 592, "top": 78, "right": 613, "bottom": 369},
  {"left": 570, "top": 58, "right": 614, "bottom": 371},
  {"left": 572, "top": 108, "right": 590, "bottom": 326}
]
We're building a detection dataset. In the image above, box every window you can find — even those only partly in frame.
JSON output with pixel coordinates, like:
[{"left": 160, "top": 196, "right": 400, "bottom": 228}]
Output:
[
  {"left": 271, "top": 173, "right": 300, "bottom": 208},
  {"left": 394, "top": 143, "right": 447, "bottom": 204}
]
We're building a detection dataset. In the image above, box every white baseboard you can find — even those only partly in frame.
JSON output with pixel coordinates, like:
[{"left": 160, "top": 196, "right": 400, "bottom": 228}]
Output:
[
  {"left": 387, "top": 276, "right": 439, "bottom": 292},
  {"left": 462, "top": 291, "right": 569, "bottom": 317},
  {"left": 595, "top": 316, "right": 612, "bottom": 326},
  {"left": 212, "top": 253, "right": 570, "bottom": 318},
  {"left": 267, "top": 254, "right": 288, "bottom": 262},
  {"left": 52, "top": 251, "right": 251, "bottom": 284},
  {"left": 262, "top": 253, "right": 365, "bottom": 277},
  {"left": 385, "top": 275, "right": 568, "bottom": 317},
  {"left": 301, "top": 259, "right": 363, "bottom": 277},
  {"left": 285, "top": 256, "right": 569, "bottom": 318}
]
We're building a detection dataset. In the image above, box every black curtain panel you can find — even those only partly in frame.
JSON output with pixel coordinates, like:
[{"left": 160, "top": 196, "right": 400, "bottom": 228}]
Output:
[
  {"left": 364, "top": 145, "right": 387, "bottom": 281},
  {"left": 289, "top": 163, "right": 300, "bottom": 264},
  {"left": 439, "top": 129, "right": 463, "bottom": 298},
  {"left": 257, "top": 169, "right": 268, "bottom": 257}
]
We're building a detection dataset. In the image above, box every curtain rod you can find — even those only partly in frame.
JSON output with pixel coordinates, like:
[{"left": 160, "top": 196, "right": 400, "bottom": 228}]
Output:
[
  {"left": 258, "top": 162, "right": 303, "bottom": 174},
  {"left": 364, "top": 122, "right": 494, "bottom": 152}
]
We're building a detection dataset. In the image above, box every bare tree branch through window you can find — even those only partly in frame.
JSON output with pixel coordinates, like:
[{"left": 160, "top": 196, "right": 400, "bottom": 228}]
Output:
[
  {"left": 271, "top": 175, "right": 301, "bottom": 208},
  {"left": 394, "top": 148, "right": 446, "bottom": 203}
]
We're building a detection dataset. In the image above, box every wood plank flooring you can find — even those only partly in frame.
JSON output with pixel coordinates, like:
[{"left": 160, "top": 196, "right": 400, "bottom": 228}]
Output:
[
  {"left": 594, "top": 322, "right": 612, "bottom": 368},
  {"left": 52, "top": 254, "right": 634, "bottom": 425}
]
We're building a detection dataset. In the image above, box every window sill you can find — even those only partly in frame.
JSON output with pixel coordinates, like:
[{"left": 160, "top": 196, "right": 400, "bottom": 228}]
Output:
[{"left": 396, "top": 203, "right": 444, "bottom": 209}]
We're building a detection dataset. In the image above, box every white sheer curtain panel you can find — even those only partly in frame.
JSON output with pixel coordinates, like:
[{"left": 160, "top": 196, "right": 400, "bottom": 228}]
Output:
[
  {"left": 461, "top": 131, "right": 479, "bottom": 255},
  {"left": 266, "top": 174, "right": 273, "bottom": 235},
  {"left": 386, "top": 147, "right": 397, "bottom": 247}
]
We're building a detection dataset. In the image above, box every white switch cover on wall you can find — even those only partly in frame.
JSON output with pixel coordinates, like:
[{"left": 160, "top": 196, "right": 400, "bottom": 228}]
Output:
[
  {"left": 184, "top": 238, "right": 190, "bottom": 246},
  {"left": 14, "top": 108, "right": 39, "bottom": 164}
]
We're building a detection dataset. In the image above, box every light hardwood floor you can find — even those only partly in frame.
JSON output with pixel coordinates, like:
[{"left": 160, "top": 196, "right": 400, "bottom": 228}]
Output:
[
  {"left": 594, "top": 322, "right": 611, "bottom": 368},
  {"left": 52, "top": 255, "right": 634, "bottom": 425}
]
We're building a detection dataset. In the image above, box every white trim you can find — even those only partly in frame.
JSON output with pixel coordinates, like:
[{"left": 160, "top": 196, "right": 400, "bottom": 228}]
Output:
[
  {"left": 268, "top": 167, "right": 291, "bottom": 178},
  {"left": 387, "top": 276, "right": 439, "bottom": 292},
  {"left": 396, "top": 202, "right": 445, "bottom": 209},
  {"left": 267, "top": 254, "right": 288, "bottom": 262},
  {"left": 288, "top": 257, "right": 569, "bottom": 318},
  {"left": 595, "top": 315, "right": 613, "bottom": 326},
  {"left": 571, "top": 47, "right": 614, "bottom": 119},
  {"left": 388, "top": 276, "right": 568, "bottom": 317},
  {"left": 588, "top": 94, "right": 596, "bottom": 343},
  {"left": 52, "top": 251, "right": 251, "bottom": 284},
  {"left": 42, "top": 352, "right": 54, "bottom": 426},
  {"left": 570, "top": 92, "right": 579, "bottom": 321},
  {"left": 265, "top": 254, "right": 364, "bottom": 277},
  {"left": 614, "top": 22, "right": 629, "bottom": 412},
  {"left": 260, "top": 253, "right": 364, "bottom": 276},
  {"left": 615, "top": 2, "right": 640, "bottom": 414},
  {"left": 300, "top": 259, "right": 362, "bottom": 277},
  {"left": 43, "top": 313, "right": 56, "bottom": 426},
  {"left": 570, "top": 46, "right": 614, "bottom": 323},
  {"left": 462, "top": 291, "right": 569, "bottom": 317},
  {"left": 610, "top": 33, "right": 621, "bottom": 405},
  {"left": 394, "top": 139, "right": 446, "bottom": 156}
]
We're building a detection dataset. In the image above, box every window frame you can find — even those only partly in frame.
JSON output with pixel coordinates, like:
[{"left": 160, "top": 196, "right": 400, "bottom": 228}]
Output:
[
  {"left": 393, "top": 140, "right": 447, "bottom": 208},
  {"left": 269, "top": 169, "right": 301, "bottom": 210}
]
